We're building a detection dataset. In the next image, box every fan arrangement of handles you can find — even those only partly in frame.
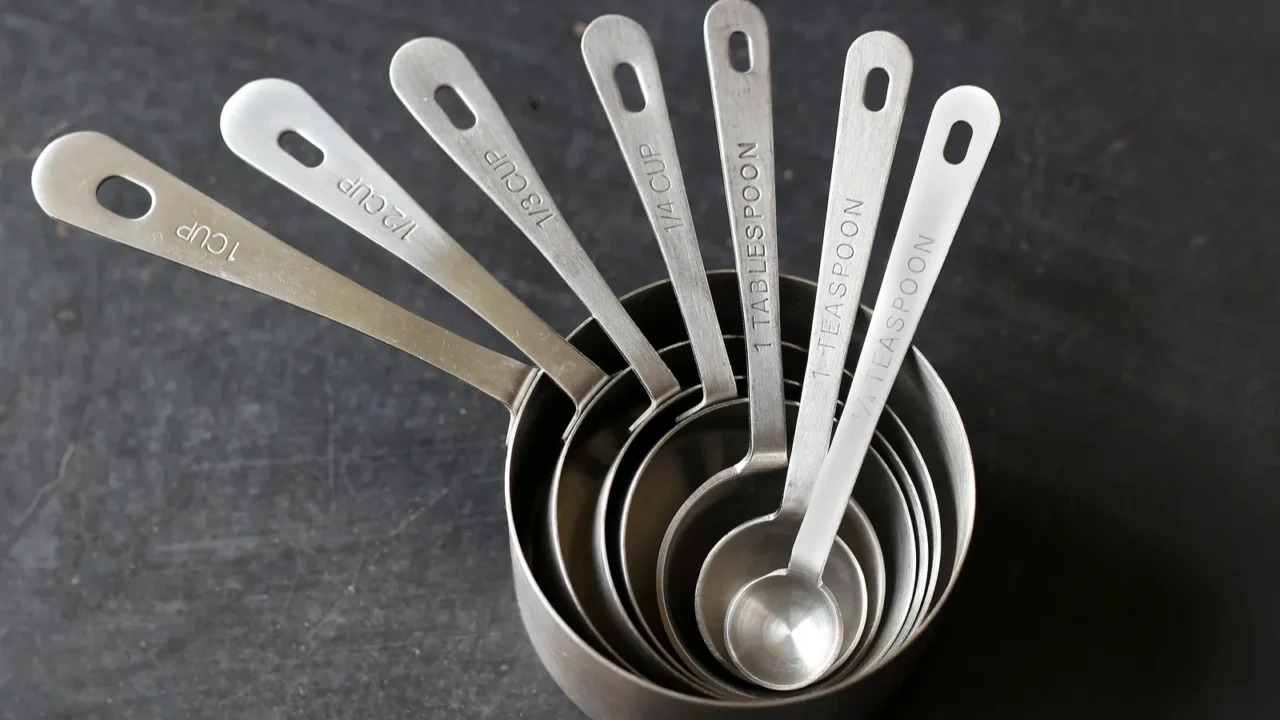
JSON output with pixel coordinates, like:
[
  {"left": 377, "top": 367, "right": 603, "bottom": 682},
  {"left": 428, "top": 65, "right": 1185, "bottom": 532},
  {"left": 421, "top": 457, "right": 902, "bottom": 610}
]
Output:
[{"left": 31, "top": 1, "right": 998, "bottom": 716}]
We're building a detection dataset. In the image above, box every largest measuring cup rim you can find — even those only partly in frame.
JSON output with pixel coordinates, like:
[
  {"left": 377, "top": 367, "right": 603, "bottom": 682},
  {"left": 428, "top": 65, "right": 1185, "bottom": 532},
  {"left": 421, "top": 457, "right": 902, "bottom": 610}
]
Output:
[{"left": 502, "top": 271, "right": 977, "bottom": 708}]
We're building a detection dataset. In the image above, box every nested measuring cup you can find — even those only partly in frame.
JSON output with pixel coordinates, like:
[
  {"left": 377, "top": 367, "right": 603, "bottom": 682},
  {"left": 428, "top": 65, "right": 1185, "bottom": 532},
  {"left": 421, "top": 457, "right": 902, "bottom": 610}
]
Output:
[{"left": 505, "top": 272, "right": 976, "bottom": 719}]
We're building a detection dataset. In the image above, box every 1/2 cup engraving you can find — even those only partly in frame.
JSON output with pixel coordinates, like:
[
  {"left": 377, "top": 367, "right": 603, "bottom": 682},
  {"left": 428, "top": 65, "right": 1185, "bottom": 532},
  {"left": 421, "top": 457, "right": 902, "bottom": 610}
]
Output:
[{"left": 338, "top": 176, "right": 419, "bottom": 241}]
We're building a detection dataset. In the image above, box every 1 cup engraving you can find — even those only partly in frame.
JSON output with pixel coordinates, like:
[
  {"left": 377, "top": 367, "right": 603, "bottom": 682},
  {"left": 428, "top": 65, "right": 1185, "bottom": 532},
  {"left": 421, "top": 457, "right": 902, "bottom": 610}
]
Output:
[{"left": 176, "top": 221, "right": 240, "bottom": 261}]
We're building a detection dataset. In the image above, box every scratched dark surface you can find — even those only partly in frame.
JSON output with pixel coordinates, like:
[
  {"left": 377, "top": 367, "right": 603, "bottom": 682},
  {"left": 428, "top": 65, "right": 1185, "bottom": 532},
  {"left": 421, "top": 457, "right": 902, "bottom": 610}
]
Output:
[{"left": 1, "top": 0, "right": 1277, "bottom": 717}]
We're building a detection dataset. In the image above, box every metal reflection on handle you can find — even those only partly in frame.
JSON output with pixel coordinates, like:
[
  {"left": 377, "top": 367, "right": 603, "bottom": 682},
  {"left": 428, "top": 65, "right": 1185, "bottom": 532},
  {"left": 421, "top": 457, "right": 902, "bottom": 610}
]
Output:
[
  {"left": 218, "top": 78, "right": 608, "bottom": 413},
  {"left": 580, "top": 15, "right": 736, "bottom": 415},
  {"left": 704, "top": 0, "right": 786, "bottom": 466},
  {"left": 779, "top": 31, "right": 914, "bottom": 515},
  {"left": 789, "top": 85, "right": 1001, "bottom": 580},
  {"left": 31, "top": 131, "right": 538, "bottom": 413},
  {"left": 389, "top": 37, "right": 681, "bottom": 421}
]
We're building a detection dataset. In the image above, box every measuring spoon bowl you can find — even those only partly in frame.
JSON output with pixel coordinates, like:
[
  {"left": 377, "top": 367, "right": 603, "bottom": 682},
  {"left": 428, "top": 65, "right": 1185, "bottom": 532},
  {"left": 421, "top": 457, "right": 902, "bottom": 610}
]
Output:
[
  {"left": 722, "top": 551, "right": 858, "bottom": 692},
  {"left": 695, "top": 454, "right": 890, "bottom": 684},
  {"left": 705, "top": 504, "right": 870, "bottom": 690}
]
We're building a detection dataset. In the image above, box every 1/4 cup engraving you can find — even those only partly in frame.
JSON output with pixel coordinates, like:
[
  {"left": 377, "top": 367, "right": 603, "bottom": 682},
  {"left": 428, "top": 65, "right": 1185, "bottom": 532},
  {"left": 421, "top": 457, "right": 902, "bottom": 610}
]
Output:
[
  {"left": 338, "top": 176, "right": 419, "bottom": 241},
  {"left": 176, "top": 221, "right": 240, "bottom": 261},
  {"left": 482, "top": 151, "right": 554, "bottom": 227},
  {"left": 636, "top": 144, "right": 683, "bottom": 232}
]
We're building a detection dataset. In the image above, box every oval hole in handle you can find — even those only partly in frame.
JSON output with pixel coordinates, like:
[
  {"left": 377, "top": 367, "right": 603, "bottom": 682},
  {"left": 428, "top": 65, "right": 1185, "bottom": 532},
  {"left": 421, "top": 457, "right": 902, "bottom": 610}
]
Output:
[
  {"left": 863, "top": 68, "right": 889, "bottom": 111},
  {"left": 614, "top": 62, "right": 646, "bottom": 112},
  {"left": 435, "top": 85, "right": 477, "bottom": 129},
  {"left": 729, "top": 31, "right": 751, "bottom": 72},
  {"left": 96, "top": 176, "right": 153, "bottom": 220},
  {"left": 943, "top": 121, "right": 974, "bottom": 165},
  {"left": 278, "top": 130, "right": 324, "bottom": 168}
]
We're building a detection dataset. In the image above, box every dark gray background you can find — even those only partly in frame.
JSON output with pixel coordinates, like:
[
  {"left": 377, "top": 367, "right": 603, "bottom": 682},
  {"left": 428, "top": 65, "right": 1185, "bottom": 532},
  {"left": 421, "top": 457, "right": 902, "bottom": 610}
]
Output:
[{"left": 1, "top": 0, "right": 1277, "bottom": 717}]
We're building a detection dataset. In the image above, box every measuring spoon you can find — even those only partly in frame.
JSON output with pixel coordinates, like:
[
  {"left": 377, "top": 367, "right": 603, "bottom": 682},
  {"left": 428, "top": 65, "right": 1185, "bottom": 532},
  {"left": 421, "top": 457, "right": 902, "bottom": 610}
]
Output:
[
  {"left": 642, "top": 0, "right": 793, "bottom": 689},
  {"left": 218, "top": 78, "right": 607, "bottom": 434},
  {"left": 389, "top": 37, "right": 679, "bottom": 427},
  {"left": 31, "top": 132, "right": 604, "bottom": 434},
  {"left": 691, "top": 30, "right": 913, "bottom": 688},
  {"left": 720, "top": 85, "right": 1001, "bottom": 691},
  {"left": 581, "top": 15, "right": 736, "bottom": 416}
]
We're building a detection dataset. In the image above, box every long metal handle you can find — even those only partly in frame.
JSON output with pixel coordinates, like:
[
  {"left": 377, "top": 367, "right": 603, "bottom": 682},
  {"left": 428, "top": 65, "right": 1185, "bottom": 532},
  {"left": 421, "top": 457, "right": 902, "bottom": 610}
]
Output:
[
  {"left": 705, "top": 0, "right": 786, "bottom": 466},
  {"left": 31, "top": 131, "right": 538, "bottom": 412},
  {"left": 778, "top": 31, "right": 913, "bottom": 515},
  {"left": 389, "top": 37, "right": 680, "bottom": 422},
  {"left": 218, "top": 78, "right": 607, "bottom": 413},
  {"left": 789, "top": 86, "right": 1001, "bottom": 580},
  {"left": 580, "top": 15, "right": 736, "bottom": 414}
]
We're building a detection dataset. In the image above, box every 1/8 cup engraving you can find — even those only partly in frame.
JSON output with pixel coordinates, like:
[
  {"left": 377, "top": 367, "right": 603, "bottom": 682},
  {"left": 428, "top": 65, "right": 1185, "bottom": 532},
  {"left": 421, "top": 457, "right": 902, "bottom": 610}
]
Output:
[
  {"left": 337, "top": 176, "right": 419, "bottom": 241},
  {"left": 176, "top": 221, "right": 240, "bottom": 261},
  {"left": 482, "top": 150, "right": 555, "bottom": 227}
]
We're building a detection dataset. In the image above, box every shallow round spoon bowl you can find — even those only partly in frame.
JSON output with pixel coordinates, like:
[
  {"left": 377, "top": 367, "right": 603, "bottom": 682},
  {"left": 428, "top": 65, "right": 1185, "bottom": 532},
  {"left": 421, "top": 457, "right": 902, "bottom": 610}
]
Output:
[
  {"left": 699, "top": 514, "right": 867, "bottom": 690},
  {"left": 724, "top": 567, "right": 847, "bottom": 691}
]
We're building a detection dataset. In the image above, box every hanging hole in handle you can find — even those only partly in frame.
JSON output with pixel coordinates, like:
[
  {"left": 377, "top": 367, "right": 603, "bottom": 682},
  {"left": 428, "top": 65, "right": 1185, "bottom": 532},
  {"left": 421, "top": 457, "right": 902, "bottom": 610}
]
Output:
[
  {"left": 435, "top": 84, "right": 476, "bottom": 129},
  {"left": 942, "top": 121, "right": 973, "bottom": 164},
  {"left": 614, "top": 62, "right": 646, "bottom": 112},
  {"left": 95, "top": 176, "right": 153, "bottom": 220},
  {"left": 729, "top": 31, "right": 751, "bottom": 72},
  {"left": 277, "top": 130, "right": 324, "bottom": 168},
  {"left": 863, "top": 68, "right": 889, "bottom": 111}
]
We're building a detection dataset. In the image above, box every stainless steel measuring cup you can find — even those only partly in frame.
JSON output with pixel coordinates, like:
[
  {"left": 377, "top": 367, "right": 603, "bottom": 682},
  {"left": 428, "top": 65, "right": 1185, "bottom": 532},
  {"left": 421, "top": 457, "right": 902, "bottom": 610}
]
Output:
[
  {"left": 504, "top": 272, "right": 977, "bottom": 718},
  {"left": 597, "top": 283, "right": 915, "bottom": 694},
  {"left": 537, "top": 336, "right": 854, "bottom": 693},
  {"left": 635, "top": 399, "right": 915, "bottom": 696},
  {"left": 576, "top": 268, "right": 885, "bottom": 698},
  {"left": 635, "top": 314, "right": 944, "bottom": 692},
  {"left": 586, "top": 342, "right": 882, "bottom": 697}
]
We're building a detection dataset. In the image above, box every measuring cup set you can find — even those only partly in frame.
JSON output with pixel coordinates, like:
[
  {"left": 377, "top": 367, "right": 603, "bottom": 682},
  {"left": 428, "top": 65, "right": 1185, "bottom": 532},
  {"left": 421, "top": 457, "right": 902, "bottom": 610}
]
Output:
[{"left": 31, "top": 2, "right": 999, "bottom": 716}]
